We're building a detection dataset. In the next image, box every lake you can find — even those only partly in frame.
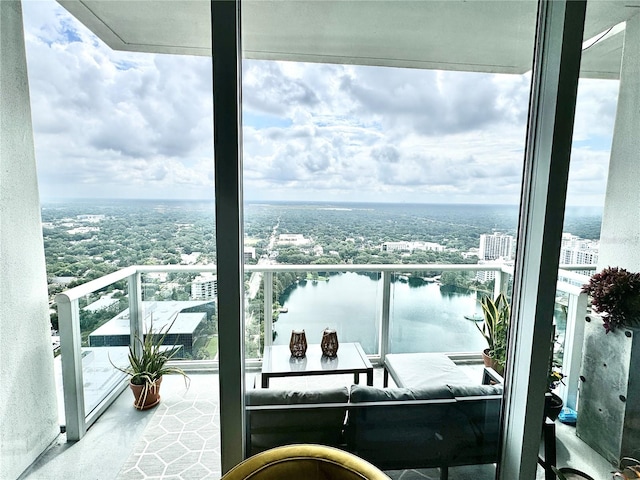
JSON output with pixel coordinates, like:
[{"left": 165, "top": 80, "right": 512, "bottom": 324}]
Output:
[{"left": 273, "top": 272, "right": 489, "bottom": 355}]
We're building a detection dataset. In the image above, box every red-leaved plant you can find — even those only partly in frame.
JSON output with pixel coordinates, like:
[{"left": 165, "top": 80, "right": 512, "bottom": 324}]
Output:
[{"left": 582, "top": 267, "right": 640, "bottom": 333}]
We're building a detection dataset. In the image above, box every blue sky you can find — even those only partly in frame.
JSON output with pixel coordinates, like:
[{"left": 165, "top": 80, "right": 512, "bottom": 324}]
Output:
[{"left": 22, "top": 0, "right": 618, "bottom": 206}]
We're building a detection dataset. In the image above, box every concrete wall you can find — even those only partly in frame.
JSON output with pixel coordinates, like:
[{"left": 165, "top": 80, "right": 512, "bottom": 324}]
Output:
[
  {"left": 0, "top": 1, "right": 59, "bottom": 477},
  {"left": 597, "top": 13, "right": 640, "bottom": 272}
]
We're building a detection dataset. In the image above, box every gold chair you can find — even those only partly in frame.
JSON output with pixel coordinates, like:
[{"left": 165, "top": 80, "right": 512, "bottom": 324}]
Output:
[{"left": 221, "top": 444, "right": 391, "bottom": 480}]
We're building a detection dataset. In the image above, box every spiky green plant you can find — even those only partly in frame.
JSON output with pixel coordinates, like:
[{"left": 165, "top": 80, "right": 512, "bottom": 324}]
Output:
[
  {"left": 476, "top": 293, "right": 510, "bottom": 371},
  {"left": 111, "top": 314, "right": 189, "bottom": 403}
]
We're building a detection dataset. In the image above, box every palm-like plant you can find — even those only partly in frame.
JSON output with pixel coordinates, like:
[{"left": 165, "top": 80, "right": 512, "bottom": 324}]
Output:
[
  {"left": 476, "top": 293, "right": 510, "bottom": 372},
  {"left": 111, "top": 314, "right": 189, "bottom": 408}
]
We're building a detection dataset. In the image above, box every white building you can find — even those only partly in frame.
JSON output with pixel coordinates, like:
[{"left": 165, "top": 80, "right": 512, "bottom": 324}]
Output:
[
  {"left": 244, "top": 246, "right": 256, "bottom": 261},
  {"left": 381, "top": 241, "right": 445, "bottom": 253},
  {"left": 479, "top": 233, "right": 514, "bottom": 260},
  {"left": 191, "top": 273, "right": 218, "bottom": 300},
  {"left": 76, "top": 214, "right": 105, "bottom": 222},
  {"left": 277, "top": 234, "right": 310, "bottom": 246},
  {"left": 559, "top": 233, "right": 599, "bottom": 274},
  {"left": 381, "top": 241, "right": 412, "bottom": 252}
]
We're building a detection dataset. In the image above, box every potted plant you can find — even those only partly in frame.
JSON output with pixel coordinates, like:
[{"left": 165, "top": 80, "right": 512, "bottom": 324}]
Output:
[
  {"left": 112, "top": 316, "right": 189, "bottom": 410},
  {"left": 581, "top": 266, "right": 640, "bottom": 333},
  {"left": 546, "top": 365, "right": 565, "bottom": 421},
  {"left": 476, "top": 293, "right": 510, "bottom": 375}
]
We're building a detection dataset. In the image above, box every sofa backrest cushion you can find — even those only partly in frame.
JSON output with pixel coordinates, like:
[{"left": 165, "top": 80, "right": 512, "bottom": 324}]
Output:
[
  {"left": 245, "top": 387, "right": 349, "bottom": 456},
  {"left": 350, "top": 384, "right": 455, "bottom": 402},
  {"left": 448, "top": 383, "right": 503, "bottom": 397}
]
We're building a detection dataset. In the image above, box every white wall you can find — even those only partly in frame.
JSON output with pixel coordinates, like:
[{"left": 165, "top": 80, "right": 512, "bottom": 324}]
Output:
[
  {"left": 597, "top": 14, "right": 640, "bottom": 272},
  {"left": 0, "top": 1, "right": 59, "bottom": 477}
]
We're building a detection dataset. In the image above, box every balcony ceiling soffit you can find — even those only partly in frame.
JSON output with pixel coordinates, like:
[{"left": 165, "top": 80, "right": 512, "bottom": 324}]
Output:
[{"left": 57, "top": 0, "right": 640, "bottom": 79}]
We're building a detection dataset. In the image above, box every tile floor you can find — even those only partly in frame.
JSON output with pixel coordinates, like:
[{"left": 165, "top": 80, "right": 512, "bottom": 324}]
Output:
[{"left": 20, "top": 368, "right": 615, "bottom": 480}]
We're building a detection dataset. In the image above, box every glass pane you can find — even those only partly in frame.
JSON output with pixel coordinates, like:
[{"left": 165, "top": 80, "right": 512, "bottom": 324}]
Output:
[
  {"left": 554, "top": 2, "right": 640, "bottom": 478},
  {"left": 241, "top": 1, "right": 538, "bottom": 477},
  {"left": 29, "top": 0, "right": 221, "bottom": 474}
]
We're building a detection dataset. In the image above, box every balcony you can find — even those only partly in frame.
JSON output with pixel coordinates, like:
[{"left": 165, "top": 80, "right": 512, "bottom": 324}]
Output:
[{"left": 24, "top": 262, "right": 615, "bottom": 479}]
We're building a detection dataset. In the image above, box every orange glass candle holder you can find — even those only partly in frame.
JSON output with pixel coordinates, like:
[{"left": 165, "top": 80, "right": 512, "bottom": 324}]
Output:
[
  {"left": 289, "top": 330, "right": 307, "bottom": 358},
  {"left": 320, "top": 328, "right": 339, "bottom": 357}
]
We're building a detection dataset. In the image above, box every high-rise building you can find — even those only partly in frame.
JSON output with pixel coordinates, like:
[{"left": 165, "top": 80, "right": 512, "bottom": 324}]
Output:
[
  {"left": 479, "top": 233, "right": 514, "bottom": 261},
  {"left": 559, "top": 233, "right": 599, "bottom": 275},
  {"left": 191, "top": 274, "right": 218, "bottom": 300}
]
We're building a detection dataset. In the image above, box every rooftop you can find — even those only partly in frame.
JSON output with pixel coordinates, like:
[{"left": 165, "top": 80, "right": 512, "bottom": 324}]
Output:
[{"left": 89, "top": 301, "right": 212, "bottom": 337}]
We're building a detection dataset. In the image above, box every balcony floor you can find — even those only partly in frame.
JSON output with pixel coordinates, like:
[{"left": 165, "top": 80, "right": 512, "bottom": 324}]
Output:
[{"left": 20, "top": 368, "right": 614, "bottom": 480}]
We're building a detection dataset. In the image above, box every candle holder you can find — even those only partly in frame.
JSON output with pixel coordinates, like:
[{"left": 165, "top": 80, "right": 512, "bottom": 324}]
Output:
[
  {"left": 320, "top": 328, "right": 339, "bottom": 357},
  {"left": 289, "top": 330, "right": 307, "bottom": 358}
]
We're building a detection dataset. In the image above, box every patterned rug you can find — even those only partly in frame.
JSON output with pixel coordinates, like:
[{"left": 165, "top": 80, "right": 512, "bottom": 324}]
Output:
[{"left": 117, "top": 376, "right": 221, "bottom": 480}]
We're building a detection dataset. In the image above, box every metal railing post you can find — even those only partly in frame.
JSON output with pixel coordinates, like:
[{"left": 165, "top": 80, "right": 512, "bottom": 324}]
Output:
[
  {"left": 494, "top": 269, "right": 503, "bottom": 299},
  {"left": 380, "top": 271, "right": 392, "bottom": 360},
  {"left": 55, "top": 293, "right": 86, "bottom": 441},
  {"left": 263, "top": 272, "right": 273, "bottom": 349},
  {"left": 128, "top": 271, "right": 144, "bottom": 355}
]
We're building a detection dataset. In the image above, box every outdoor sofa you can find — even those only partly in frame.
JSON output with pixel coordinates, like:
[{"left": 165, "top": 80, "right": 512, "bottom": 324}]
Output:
[{"left": 245, "top": 354, "right": 504, "bottom": 480}]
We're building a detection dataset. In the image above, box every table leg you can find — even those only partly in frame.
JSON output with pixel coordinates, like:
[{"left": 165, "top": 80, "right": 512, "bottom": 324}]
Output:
[
  {"left": 354, "top": 373, "right": 360, "bottom": 384},
  {"left": 367, "top": 369, "right": 373, "bottom": 386},
  {"left": 261, "top": 374, "right": 269, "bottom": 389}
]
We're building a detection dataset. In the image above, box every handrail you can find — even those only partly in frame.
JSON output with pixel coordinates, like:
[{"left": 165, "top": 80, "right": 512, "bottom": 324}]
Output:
[
  {"left": 54, "top": 261, "right": 592, "bottom": 442},
  {"left": 54, "top": 266, "right": 137, "bottom": 303}
]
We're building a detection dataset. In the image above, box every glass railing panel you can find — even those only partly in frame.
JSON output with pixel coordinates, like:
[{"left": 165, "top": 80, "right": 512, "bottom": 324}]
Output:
[
  {"left": 388, "top": 270, "right": 489, "bottom": 354},
  {"left": 78, "top": 283, "right": 130, "bottom": 416},
  {"left": 270, "top": 270, "right": 382, "bottom": 356},
  {"left": 245, "top": 268, "right": 267, "bottom": 360},
  {"left": 139, "top": 271, "right": 218, "bottom": 361}
]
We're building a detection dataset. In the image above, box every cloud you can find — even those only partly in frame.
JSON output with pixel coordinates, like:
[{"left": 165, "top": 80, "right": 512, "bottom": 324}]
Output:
[
  {"left": 23, "top": 1, "right": 214, "bottom": 199},
  {"left": 22, "top": 0, "right": 617, "bottom": 206}
]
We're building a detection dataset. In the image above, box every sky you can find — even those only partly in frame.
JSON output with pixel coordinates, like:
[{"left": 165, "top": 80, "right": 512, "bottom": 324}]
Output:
[{"left": 22, "top": 0, "right": 619, "bottom": 205}]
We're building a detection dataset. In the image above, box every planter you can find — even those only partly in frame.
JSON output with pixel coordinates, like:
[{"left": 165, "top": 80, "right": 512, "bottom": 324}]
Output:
[
  {"left": 545, "top": 392, "right": 563, "bottom": 421},
  {"left": 576, "top": 315, "right": 640, "bottom": 463},
  {"left": 130, "top": 377, "right": 162, "bottom": 410},
  {"left": 482, "top": 348, "right": 504, "bottom": 376}
]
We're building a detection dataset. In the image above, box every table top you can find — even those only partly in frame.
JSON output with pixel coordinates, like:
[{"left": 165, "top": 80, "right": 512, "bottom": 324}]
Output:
[{"left": 262, "top": 342, "right": 372, "bottom": 376}]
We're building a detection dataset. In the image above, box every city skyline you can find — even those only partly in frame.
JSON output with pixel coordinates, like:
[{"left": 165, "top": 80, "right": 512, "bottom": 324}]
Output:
[{"left": 23, "top": 1, "right": 617, "bottom": 206}]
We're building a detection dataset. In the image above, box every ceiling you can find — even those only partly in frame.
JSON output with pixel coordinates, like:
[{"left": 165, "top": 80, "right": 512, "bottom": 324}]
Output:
[{"left": 58, "top": 0, "right": 640, "bottom": 79}]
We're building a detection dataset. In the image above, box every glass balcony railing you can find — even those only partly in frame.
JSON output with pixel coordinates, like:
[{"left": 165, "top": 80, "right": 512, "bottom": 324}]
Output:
[{"left": 55, "top": 262, "right": 594, "bottom": 441}]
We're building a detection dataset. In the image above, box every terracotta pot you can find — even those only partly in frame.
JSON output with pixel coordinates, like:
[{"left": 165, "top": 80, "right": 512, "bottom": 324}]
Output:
[
  {"left": 130, "top": 376, "right": 162, "bottom": 410},
  {"left": 482, "top": 348, "right": 504, "bottom": 376}
]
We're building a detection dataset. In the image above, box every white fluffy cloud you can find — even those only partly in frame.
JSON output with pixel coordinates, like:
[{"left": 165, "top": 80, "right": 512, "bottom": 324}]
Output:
[{"left": 23, "top": 0, "right": 616, "bottom": 205}]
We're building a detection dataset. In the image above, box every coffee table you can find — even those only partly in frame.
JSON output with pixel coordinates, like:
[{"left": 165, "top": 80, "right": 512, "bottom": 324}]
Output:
[{"left": 261, "top": 342, "right": 373, "bottom": 388}]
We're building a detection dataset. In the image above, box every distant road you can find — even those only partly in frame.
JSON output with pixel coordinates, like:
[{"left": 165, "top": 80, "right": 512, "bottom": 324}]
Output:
[{"left": 247, "top": 222, "right": 278, "bottom": 300}]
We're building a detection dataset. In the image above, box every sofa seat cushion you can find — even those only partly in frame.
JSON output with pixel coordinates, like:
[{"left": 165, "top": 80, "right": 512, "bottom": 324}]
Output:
[
  {"left": 384, "top": 353, "right": 474, "bottom": 388},
  {"left": 246, "top": 387, "right": 349, "bottom": 455}
]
